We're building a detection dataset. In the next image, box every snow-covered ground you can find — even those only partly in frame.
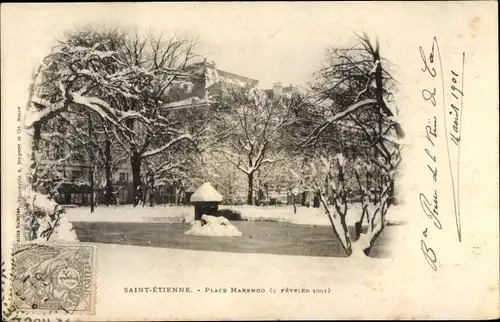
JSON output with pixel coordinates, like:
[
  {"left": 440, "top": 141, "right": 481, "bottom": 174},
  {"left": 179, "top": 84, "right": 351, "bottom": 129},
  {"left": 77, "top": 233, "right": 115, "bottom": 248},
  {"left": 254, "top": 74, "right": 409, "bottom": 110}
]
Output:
[
  {"left": 75, "top": 233, "right": 496, "bottom": 320},
  {"left": 60, "top": 203, "right": 498, "bottom": 319},
  {"left": 64, "top": 203, "right": 406, "bottom": 226},
  {"left": 64, "top": 204, "right": 192, "bottom": 223},
  {"left": 26, "top": 205, "right": 498, "bottom": 320},
  {"left": 185, "top": 215, "right": 243, "bottom": 237}
]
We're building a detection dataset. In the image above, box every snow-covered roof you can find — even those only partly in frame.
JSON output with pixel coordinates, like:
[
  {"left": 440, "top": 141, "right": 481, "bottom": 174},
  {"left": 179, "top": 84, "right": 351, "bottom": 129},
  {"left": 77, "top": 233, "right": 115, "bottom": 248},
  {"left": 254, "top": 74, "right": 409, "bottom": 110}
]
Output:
[
  {"left": 188, "top": 60, "right": 259, "bottom": 89},
  {"left": 190, "top": 182, "right": 223, "bottom": 203}
]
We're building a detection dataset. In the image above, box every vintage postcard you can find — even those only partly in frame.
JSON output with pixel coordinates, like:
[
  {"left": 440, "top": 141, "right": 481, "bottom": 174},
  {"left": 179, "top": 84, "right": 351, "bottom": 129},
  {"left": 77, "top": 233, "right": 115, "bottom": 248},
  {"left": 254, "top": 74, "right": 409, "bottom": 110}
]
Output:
[{"left": 1, "top": 2, "right": 498, "bottom": 321}]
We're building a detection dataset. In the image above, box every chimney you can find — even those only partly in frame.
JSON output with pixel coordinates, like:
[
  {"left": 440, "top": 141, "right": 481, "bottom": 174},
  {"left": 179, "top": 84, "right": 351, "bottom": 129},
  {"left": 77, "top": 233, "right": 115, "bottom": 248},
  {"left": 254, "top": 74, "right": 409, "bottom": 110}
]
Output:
[{"left": 273, "top": 82, "right": 283, "bottom": 99}]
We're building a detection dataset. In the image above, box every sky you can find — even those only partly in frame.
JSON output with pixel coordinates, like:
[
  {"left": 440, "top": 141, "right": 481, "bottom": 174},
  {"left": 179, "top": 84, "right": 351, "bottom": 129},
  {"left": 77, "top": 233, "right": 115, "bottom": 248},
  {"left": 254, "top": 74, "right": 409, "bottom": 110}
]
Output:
[
  {"left": 1, "top": 2, "right": 412, "bottom": 89},
  {"left": 4, "top": 2, "right": 484, "bottom": 90},
  {"left": 1, "top": 2, "right": 496, "bottom": 136}
]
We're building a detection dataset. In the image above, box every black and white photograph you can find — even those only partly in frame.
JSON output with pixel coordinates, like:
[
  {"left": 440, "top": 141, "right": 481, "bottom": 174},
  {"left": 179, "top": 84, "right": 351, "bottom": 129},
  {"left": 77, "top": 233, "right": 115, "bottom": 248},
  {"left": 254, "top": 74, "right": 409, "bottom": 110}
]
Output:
[{"left": 1, "top": 2, "right": 498, "bottom": 320}]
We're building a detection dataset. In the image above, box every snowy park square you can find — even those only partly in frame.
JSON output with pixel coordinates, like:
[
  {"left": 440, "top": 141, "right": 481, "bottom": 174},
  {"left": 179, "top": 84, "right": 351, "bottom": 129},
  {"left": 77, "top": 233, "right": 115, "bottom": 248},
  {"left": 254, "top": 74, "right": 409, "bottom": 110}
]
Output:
[
  {"left": 64, "top": 203, "right": 402, "bottom": 258},
  {"left": 18, "top": 20, "right": 407, "bottom": 243},
  {"left": 9, "top": 17, "right": 413, "bottom": 311}
]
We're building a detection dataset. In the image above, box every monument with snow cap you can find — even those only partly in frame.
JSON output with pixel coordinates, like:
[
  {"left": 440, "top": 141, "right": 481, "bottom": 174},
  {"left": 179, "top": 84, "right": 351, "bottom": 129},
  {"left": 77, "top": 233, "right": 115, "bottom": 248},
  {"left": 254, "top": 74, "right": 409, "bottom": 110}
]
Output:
[{"left": 190, "top": 182, "right": 223, "bottom": 220}]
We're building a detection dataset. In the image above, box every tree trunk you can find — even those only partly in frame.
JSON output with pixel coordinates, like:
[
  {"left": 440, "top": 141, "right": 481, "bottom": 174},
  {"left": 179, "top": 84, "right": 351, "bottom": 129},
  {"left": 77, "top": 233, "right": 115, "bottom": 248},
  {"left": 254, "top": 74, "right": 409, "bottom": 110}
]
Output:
[
  {"left": 149, "top": 174, "right": 155, "bottom": 207},
  {"left": 373, "top": 50, "right": 384, "bottom": 113},
  {"left": 288, "top": 190, "right": 297, "bottom": 214},
  {"left": 32, "top": 122, "right": 42, "bottom": 159},
  {"left": 142, "top": 182, "right": 148, "bottom": 207},
  {"left": 388, "top": 178, "right": 397, "bottom": 206},
  {"left": 361, "top": 223, "right": 385, "bottom": 257},
  {"left": 104, "top": 138, "right": 114, "bottom": 206},
  {"left": 88, "top": 117, "right": 95, "bottom": 213},
  {"left": 131, "top": 152, "right": 142, "bottom": 207},
  {"left": 30, "top": 122, "right": 42, "bottom": 187},
  {"left": 247, "top": 172, "right": 254, "bottom": 205},
  {"left": 182, "top": 187, "right": 186, "bottom": 205},
  {"left": 89, "top": 165, "right": 95, "bottom": 213}
]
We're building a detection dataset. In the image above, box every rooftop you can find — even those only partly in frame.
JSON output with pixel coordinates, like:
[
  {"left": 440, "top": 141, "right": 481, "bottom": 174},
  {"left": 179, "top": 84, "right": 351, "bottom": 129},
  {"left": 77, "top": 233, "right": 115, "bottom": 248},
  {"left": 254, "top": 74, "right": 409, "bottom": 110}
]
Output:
[
  {"left": 190, "top": 59, "right": 259, "bottom": 87},
  {"left": 190, "top": 182, "right": 223, "bottom": 202}
]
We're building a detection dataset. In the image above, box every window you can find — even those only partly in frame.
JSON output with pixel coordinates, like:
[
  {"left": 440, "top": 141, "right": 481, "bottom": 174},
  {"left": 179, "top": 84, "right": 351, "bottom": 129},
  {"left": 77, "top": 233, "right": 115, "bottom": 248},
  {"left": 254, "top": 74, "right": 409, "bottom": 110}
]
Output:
[
  {"left": 71, "top": 171, "right": 83, "bottom": 181},
  {"left": 119, "top": 172, "right": 129, "bottom": 182},
  {"left": 71, "top": 193, "right": 83, "bottom": 205}
]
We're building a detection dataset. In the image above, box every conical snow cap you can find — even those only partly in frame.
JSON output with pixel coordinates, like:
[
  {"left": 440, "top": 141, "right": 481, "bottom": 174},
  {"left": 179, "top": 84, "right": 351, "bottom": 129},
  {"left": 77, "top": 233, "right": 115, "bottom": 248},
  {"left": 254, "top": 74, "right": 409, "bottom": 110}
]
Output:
[{"left": 190, "top": 182, "right": 223, "bottom": 202}]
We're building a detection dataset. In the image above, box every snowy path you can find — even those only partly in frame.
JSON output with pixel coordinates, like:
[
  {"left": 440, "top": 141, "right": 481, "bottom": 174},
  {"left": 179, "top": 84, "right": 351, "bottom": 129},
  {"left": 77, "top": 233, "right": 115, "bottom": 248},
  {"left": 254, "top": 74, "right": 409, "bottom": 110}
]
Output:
[
  {"left": 94, "top": 242, "right": 396, "bottom": 320},
  {"left": 65, "top": 203, "right": 405, "bottom": 226},
  {"left": 85, "top": 239, "right": 496, "bottom": 320},
  {"left": 61, "top": 204, "right": 496, "bottom": 320}
]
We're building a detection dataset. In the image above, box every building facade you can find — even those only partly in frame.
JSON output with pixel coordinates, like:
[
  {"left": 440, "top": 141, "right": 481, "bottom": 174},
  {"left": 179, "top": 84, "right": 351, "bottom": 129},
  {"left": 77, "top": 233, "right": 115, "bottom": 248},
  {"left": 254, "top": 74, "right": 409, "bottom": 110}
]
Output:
[{"left": 40, "top": 58, "right": 303, "bottom": 206}]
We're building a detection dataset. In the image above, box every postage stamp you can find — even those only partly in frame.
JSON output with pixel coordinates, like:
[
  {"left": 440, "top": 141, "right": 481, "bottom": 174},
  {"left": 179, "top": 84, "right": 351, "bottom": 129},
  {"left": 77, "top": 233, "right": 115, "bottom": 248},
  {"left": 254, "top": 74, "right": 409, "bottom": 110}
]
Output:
[{"left": 10, "top": 244, "right": 96, "bottom": 315}]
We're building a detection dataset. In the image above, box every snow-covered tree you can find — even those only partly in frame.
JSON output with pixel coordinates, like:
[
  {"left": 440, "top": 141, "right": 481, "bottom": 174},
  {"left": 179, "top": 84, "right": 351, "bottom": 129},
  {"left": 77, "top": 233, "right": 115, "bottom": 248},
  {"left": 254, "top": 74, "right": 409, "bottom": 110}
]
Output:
[
  {"left": 24, "top": 27, "right": 140, "bottom": 191},
  {"left": 20, "top": 189, "right": 78, "bottom": 242},
  {"left": 26, "top": 26, "right": 216, "bottom": 207},
  {"left": 257, "top": 157, "right": 304, "bottom": 212},
  {"left": 215, "top": 86, "right": 296, "bottom": 205},
  {"left": 105, "top": 31, "right": 214, "bottom": 206},
  {"left": 300, "top": 34, "right": 404, "bottom": 257},
  {"left": 141, "top": 142, "right": 199, "bottom": 206},
  {"left": 20, "top": 62, "right": 82, "bottom": 242}
]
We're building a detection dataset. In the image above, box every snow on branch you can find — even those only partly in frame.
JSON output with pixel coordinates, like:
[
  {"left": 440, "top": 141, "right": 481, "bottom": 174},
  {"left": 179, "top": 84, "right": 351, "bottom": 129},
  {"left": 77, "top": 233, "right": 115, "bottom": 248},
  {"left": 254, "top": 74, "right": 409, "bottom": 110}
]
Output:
[
  {"left": 300, "top": 98, "right": 377, "bottom": 146},
  {"left": 325, "top": 99, "right": 376, "bottom": 123},
  {"left": 25, "top": 99, "right": 67, "bottom": 129},
  {"left": 217, "top": 149, "right": 253, "bottom": 175},
  {"left": 71, "top": 92, "right": 123, "bottom": 129},
  {"left": 142, "top": 133, "right": 193, "bottom": 158}
]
